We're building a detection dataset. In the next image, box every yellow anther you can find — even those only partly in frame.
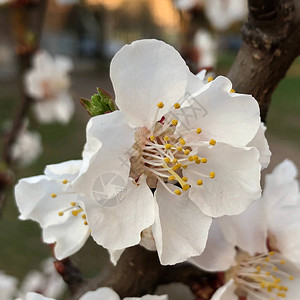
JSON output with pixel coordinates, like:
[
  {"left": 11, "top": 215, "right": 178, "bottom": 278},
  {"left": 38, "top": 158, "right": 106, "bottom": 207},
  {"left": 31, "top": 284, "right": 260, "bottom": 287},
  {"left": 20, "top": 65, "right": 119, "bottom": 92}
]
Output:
[
  {"left": 196, "top": 128, "right": 202, "bottom": 134},
  {"left": 182, "top": 176, "right": 188, "bottom": 182},
  {"left": 164, "top": 136, "right": 169, "bottom": 141},
  {"left": 171, "top": 119, "right": 178, "bottom": 126},
  {"left": 209, "top": 139, "right": 216, "bottom": 146},
  {"left": 280, "top": 260, "right": 285, "bottom": 265},
  {"left": 182, "top": 165, "right": 188, "bottom": 169},
  {"left": 230, "top": 88, "right": 236, "bottom": 93},
  {"left": 72, "top": 208, "right": 83, "bottom": 217},
  {"left": 70, "top": 202, "right": 76, "bottom": 206},
  {"left": 157, "top": 102, "right": 164, "bottom": 108},
  {"left": 209, "top": 172, "right": 215, "bottom": 178},
  {"left": 84, "top": 221, "right": 88, "bottom": 225},
  {"left": 207, "top": 76, "right": 214, "bottom": 82},
  {"left": 177, "top": 146, "right": 183, "bottom": 152},
  {"left": 192, "top": 155, "right": 199, "bottom": 161},
  {"left": 273, "top": 267, "right": 278, "bottom": 271},
  {"left": 201, "top": 158, "right": 207, "bottom": 163},
  {"left": 58, "top": 211, "right": 64, "bottom": 216},
  {"left": 174, "top": 189, "right": 181, "bottom": 195},
  {"left": 150, "top": 135, "right": 155, "bottom": 142},
  {"left": 256, "top": 266, "right": 261, "bottom": 272},
  {"left": 289, "top": 276, "right": 294, "bottom": 280},
  {"left": 265, "top": 257, "right": 270, "bottom": 262},
  {"left": 182, "top": 184, "right": 190, "bottom": 191},
  {"left": 174, "top": 103, "right": 181, "bottom": 109},
  {"left": 269, "top": 251, "right": 275, "bottom": 256},
  {"left": 266, "top": 272, "right": 271, "bottom": 276},
  {"left": 62, "top": 179, "right": 68, "bottom": 184},
  {"left": 274, "top": 278, "right": 281, "bottom": 283},
  {"left": 195, "top": 159, "right": 201, "bottom": 164},
  {"left": 82, "top": 214, "right": 87, "bottom": 219},
  {"left": 164, "top": 157, "right": 170, "bottom": 163},
  {"left": 51, "top": 193, "right": 57, "bottom": 198},
  {"left": 184, "top": 149, "right": 190, "bottom": 155},
  {"left": 168, "top": 175, "right": 175, "bottom": 181},
  {"left": 188, "top": 156, "right": 194, "bottom": 161},
  {"left": 165, "top": 143, "right": 172, "bottom": 150},
  {"left": 197, "top": 179, "right": 203, "bottom": 185},
  {"left": 172, "top": 163, "right": 182, "bottom": 171},
  {"left": 172, "top": 158, "right": 178, "bottom": 164},
  {"left": 179, "top": 138, "right": 186, "bottom": 145}
]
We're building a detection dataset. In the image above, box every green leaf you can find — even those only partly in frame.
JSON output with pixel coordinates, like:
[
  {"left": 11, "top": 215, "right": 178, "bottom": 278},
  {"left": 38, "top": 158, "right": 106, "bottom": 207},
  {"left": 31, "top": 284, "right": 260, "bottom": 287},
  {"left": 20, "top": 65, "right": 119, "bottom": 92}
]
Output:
[{"left": 80, "top": 88, "right": 116, "bottom": 117}]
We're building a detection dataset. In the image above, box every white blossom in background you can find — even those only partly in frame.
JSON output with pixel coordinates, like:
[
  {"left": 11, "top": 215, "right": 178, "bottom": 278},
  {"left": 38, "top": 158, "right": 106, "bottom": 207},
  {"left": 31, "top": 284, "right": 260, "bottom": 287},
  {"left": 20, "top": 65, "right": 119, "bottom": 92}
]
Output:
[
  {"left": 72, "top": 39, "right": 270, "bottom": 265},
  {"left": 0, "top": 271, "right": 18, "bottom": 300},
  {"left": 19, "top": 258, "right": 65, "bottom": 299},
  {"left": 11, "top": 123, "right": 42, "bottom": 167},
  {"left": 20, "top": 288, "right": 168, "bottom": 300},
  {"left": 15, "top": 160, "right": 90, "bottom": 260},
  {"left": 190, "top": 159, "right": 300, "bottom": 300},
  {"left": 25, "top": 51, "right": 74, "bottom": 124},
  {"left": 174, "top": 0, "right": 247, "bottom": 31},
  {"left": 194, "top": 29, "right": 216, "bottom": 69}
]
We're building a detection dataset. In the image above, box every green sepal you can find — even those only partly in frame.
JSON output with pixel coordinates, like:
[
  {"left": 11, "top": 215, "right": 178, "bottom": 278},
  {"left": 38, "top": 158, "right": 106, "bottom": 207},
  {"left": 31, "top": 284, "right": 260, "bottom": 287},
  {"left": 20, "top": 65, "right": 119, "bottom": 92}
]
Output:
[{"left": 80, "top": 88, "right": 116, "bottom": 117}]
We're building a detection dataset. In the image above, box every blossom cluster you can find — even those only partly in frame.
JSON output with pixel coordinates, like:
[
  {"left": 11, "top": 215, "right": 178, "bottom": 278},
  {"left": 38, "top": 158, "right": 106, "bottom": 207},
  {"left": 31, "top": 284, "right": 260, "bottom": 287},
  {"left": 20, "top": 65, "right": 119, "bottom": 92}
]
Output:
[{"left": 14, "top": 39, "right": 300, "bottom": 300}]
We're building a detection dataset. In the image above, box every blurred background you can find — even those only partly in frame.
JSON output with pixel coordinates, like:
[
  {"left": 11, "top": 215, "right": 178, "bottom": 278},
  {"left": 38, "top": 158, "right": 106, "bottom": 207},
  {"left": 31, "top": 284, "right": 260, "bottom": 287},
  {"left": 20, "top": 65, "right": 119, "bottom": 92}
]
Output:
[{"left": 0, "top": 0, "right": 299, "bottom": 298}]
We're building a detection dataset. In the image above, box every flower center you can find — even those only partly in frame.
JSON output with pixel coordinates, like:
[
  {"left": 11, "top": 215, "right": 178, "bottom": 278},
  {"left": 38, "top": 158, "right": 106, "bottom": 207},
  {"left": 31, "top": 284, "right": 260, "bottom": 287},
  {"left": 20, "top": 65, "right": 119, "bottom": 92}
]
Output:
[
  {"left": 130, "top": 101, "right": 216, "bottom": 195},
  {"left": 53, "top": 179, "right": 88, "bottom": 226},
  {"left": 233, "top": 251, "right": 294, "bottom": 300}
]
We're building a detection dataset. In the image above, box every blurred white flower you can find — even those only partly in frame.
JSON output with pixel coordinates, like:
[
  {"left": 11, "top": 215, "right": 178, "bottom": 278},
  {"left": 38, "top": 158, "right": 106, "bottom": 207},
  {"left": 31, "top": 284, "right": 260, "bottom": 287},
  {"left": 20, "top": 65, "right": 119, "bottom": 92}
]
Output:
[
  {"left": 21, "top": 288, "right": 168, "bottom": 300},
  {"left": 72, "top": 39, "right": 267, "bottom": 265},
  {"left": 194, "top": 29, "right": 216, "bottom": 69},
  {"left": 174, "top": 0, "right": 247, "bottom": 31},
  {"left": 11, "top": 124, "right": 42, "bottom": 167},
  {"left": 25, "top": 51, "right": 74, "bottom": 124},
  {"left": 15, "top": 160, "right": 90, "bottom": 260},
  {"left": 19, "top": 258, "right": 65, "bottom": 299},
  {"left": 205, "top": 0, "right": 248, "bottom": 31},
  {"left": 191, "top": 159, "right": 300, "bottom": 300},
  {"left": 0, "top": 271, "right": 18, "bottom": 300}
]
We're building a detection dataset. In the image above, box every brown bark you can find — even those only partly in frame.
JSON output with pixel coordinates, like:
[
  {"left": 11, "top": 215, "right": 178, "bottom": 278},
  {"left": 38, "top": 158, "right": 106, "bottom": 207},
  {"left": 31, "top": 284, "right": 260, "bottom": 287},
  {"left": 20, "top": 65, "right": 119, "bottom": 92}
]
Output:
[{"left": 228, "top": 0, "right": 300, "bottom": 122}]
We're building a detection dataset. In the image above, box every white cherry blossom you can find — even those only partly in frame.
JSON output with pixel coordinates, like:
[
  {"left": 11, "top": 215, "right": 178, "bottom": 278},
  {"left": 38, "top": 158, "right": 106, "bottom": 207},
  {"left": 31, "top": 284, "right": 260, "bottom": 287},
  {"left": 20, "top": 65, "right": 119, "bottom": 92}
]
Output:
[
  {"left": 15, "top": 160, "right": 90, "bottom": 260},
  {"left": 19, "top": 258, "right": 65, "bottom": 299},
  {"left": 191, "top": 159, "right": 300, "bottom": 300},
  {"left": 25, "top": 51, "right": 74, "bottom": 124},
  {"left": 0, "top": 271, "right": 18, "bottom": 300},
  {"left": 11, "top": 124, "right": 42, "bottom": 167},
  {"left": 20, "top": 288, "right": 168, "bottom": 300},
  {"left": 72, "top": 39, "right": 267, "bottom": 265}
]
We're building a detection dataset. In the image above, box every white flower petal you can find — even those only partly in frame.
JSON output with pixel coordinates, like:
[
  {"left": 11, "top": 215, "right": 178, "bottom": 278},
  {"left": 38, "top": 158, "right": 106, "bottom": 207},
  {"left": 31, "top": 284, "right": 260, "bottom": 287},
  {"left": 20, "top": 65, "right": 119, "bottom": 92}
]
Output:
[
  {"left": 218, "top": 199, "right": 268, "bottom": 256},
  {"left": 54, "top": 55, "right": 73, "bottom": 73},
  {"left": 152, "top": 183, "right": 212, "bottom": 265},
  {"left": 79, "top": 287, "right": 120, "bottom": 300},
  {"left": 43, "top": 210, "right": 90, "bottom": 260},
  {"left": 210, "top": 279, "right": 238, "bottom": 300},
  {"left": 178, "top": 76, "right": 260, "bottom": 147},
  {"left": 85, "top": 178, "right": 155, "bottom": 250},
  {"left": 0, "top": 272, "right": 18, "bottom": 300},
  {"left": 15, "top": 176, "right": 78, "bottom": 227},
  {"left": 186, "top": 143, "right": 261, "bottom": 217},
  {"left": 72, "top": 111, "right": 135, "bottom": 202},
  {"left": 189, "top": 220, "right": 236, "bottom": 272},
  {"left": 108, "top": 249, "right": 125, "bottom": 266},
  {"left": 110, "top": 39, "right": 188, "bottom": 128},
  {"left": 247, "top": 123, "right": 271, "bottom": 169},
  {"left": 44, "top": 160, "right": 82, "bottom": 181},
  {"left": 23, "top": 292, "right": 55, "bottom": 300}
]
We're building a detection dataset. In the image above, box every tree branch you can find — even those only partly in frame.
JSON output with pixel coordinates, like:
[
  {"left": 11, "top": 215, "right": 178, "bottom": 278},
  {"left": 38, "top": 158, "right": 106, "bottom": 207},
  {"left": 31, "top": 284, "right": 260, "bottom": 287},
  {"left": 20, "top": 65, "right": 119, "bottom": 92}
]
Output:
[
  {"left": 228, "top": 0, "right": 300, "bottom": 122},
  {"left": 69, "top": 246, "right": 221, "bottom": 300}
]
